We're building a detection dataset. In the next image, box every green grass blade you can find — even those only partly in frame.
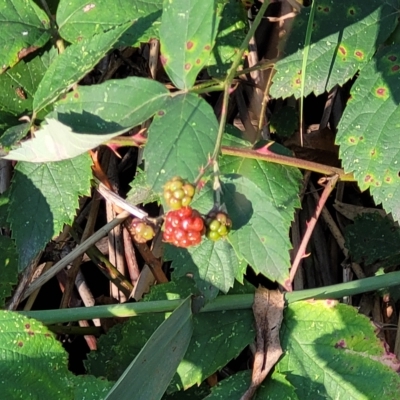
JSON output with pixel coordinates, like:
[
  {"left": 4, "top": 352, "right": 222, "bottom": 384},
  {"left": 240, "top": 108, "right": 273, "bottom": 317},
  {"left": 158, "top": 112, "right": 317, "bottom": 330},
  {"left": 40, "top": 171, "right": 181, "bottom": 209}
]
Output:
[
  {"left": 104, "top": 296, "right": 193, "bottom": 400},
  {"left": 299, "top": 1, "right": 317, "bottom": 145}
]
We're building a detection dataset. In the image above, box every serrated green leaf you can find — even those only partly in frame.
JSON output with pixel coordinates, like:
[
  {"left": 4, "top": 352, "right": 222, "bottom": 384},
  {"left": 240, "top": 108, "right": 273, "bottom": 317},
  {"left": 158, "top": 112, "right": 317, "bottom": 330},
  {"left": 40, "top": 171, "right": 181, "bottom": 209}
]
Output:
[
  {"left": 220, "top": 145, "right": 302, "bottom": 221},
  {"left": 127, "top": 168, "right": 161, "bottom": 206},
  {"left": 4, "top": 118, "right": 128, "bottom": 162},
  {"left": 169, "top": 308, "right": 254, "bottom": 392},
  {"left": 277, "top": 300, "right": 400, "bottom": 399},
  {"left": 0, "top": 122, "right": 30, "bottom": 150},
  {"left": 84, "top": 323, "right": 124, "bottom": 379},
  {"left": 71, "top": 375, "right": 113, "bottom": 400},
  {"left": 53, "top": 76, "right": 170, "bottom": 133},
  {"left": 71, "top": 375, "right": 114, "bottom": 400},
  {"left": 0, "top": 49, "right": 56, "bottom": 116},
  {"left": 0, "top": 190, "right": 10, "bottom": 228},
  {"left": 105, "top": 297, "right": 193, "bottom": 400},
  {"left": 57, "top": 0, "right": 162, "bottom": 47},
  {"left": 270, "top": 1, "right": 398, "bottom": 99},
  {"left": 0, "top": 311, "right": 72, "bottom": 399},
  {"left": 159, "top": 0, "right": 219, "bottom": 89},
  {"left": 220, "top": 173, "right": 298, "bottom": 287},
  {"left": 0, "top": 236, "right": 18, "bottom": 307},
  {"left": 7, "top": 77, "right": 170, "bottom": 162},
  {"left": 144, "top": 93, "right": 218, "bottom": 192},
  {"left": 345, "top": 213, "right": 400, "bottom": 266},
  {"left": 205, "top": 370, "right": 298, "bottom": 400},
  {"left": 269, "top": 106, "right": 298, "bottom": 137},
  {"left": 0, "top": 0, "right": 51, "bottom": 70},
  {"left": 7, "top": 154, "right": 92, "bottom": 270},
  {"left": 207, "top": 0, "right": 247, "bottom": 77},
  {"left": 0, "top": 112, "right": 19, "bottom": 134},
  {"left": 162, "top": 384, "right": 210, "bottom": 400},
  {"left": 336, "top": 45, "right": 400, "bottom": 221},
  {"left": 0, "top": 310, "right": 112, "bottom": 398},
  {"left": 33, "top": 23, "right": 132, "bottom": 112},
  {"left": 165, "top": 239, "right": 242, "bottom": 299}
]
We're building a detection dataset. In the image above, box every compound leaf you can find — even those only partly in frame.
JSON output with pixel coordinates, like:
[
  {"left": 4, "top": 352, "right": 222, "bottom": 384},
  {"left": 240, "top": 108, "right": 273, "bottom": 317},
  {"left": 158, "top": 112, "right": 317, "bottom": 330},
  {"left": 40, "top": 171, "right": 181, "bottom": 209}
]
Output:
[
  {"left": 336, "top": 45, "right": 400, "bottom": 221},
  {"left": 0, "top": 0, "right": 51, "bottom": 70},
  {"left": 277, "top": 300, "right": 400, "bottom": 399},
  {"left": 221, "top": 174, "right": 298, "bottom": 288},
  {"left": 271, "top": 0, "right": 398, "bottom": 99},
  {"left": 57, "top": 0, "right": 162, "bottom": 47},
  {"left": 52, "top": 77, "right": 170, "bottom": 133},
  {"left": 144, "top": 93, "right": 218, "bottom": 192},
  {"left": 33, "top": 23, "right": 132, "bottom": 112},
  {"left": 159, "top": 0, "right": 219, "bottom": 89},
  {"left": 7, "top": 154, "right": 92, "bottom": 270},
  {"left": 165, "top": 239, "right": 242, "bottom": 299},
  {"left": 6, "top": 77, "right": 169, "bottom": 162}
]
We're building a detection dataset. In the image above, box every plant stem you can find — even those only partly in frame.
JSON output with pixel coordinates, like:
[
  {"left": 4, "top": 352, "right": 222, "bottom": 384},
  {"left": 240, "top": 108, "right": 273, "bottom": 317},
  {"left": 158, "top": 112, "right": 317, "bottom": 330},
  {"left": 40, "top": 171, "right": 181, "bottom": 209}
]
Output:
[
  {"left": 21, "top": 211, "right": 131, "bottom": 301},
  {"left": 212, "top": 0, "right": 270, "bottom": 158},
  {"left": 20, "top": 271, "right": 400, "bottom": 324},
  {"left": 221, "top": 145, "right": 355, "bottom": 181},
  {"left": 289, "top": 174, "right": 339, "bottom": 286}
]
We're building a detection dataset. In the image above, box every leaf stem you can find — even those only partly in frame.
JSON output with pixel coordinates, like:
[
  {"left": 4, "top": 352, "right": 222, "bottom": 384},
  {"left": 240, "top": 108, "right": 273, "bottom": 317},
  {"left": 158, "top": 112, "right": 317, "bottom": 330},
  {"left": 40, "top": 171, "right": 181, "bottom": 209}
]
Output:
[{"left": 20, "top": 271, "right": 400, "bottom": 324}]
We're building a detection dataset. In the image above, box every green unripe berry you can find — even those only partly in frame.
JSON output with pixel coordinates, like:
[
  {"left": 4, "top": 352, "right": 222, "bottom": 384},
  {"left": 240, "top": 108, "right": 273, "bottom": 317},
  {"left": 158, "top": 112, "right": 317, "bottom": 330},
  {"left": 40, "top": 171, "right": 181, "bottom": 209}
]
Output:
[
  {"left": 164, "top": 190, "right": 173, "bottom": 200},
  {"left": 209, "top": 220, "right": 221, "bottom": 232},
  {"left": 169, "top": 197, "right": 182, "bottom": 210},
  {"left": 181, "top": 196, "right": 192, "bottom": 207},
  {"left": 207, "top": 230, "right": 220, "bottom": 241},
  {"left": 142, "top": 226, "right": 155, "bottom": 240},
  {"left": 217, "top": 224, "right": 228, "bottom": 236},
  {"left": 183, "top": 183, "right": 195, "bottom": 197},
  {"left": 173, "top": 189, "right": 185, "bottom": 200},
  {"left": 169, "top": 180, "right": 183, "bottom": 192}
]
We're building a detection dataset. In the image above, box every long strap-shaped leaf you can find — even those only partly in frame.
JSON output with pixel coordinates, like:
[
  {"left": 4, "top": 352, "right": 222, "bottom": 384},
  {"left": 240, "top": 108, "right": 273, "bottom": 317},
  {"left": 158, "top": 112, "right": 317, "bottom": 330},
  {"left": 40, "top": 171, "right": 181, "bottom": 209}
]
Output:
[
  {"left": 105, "top": 296, "right": 193, "bottom": 400},
  {"left": 299, "top": 0, "right": 317, "bottom": 146}
]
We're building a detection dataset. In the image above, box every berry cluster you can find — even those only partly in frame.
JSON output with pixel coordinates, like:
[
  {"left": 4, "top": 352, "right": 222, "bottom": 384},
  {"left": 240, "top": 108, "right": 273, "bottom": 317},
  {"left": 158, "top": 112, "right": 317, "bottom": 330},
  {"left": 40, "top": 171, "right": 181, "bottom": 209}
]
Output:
[
  {"left": 163, "top": 176, "right": 195, "bottom": 210},
  {"left": 163, "top": 207, "right": 205, "bottom": 248},
  {"left": 206, "top": 212, "right": 232, "bottom": 241},
  {"left": 129, "top": 218, "right": 155, "bottom": 243}
]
